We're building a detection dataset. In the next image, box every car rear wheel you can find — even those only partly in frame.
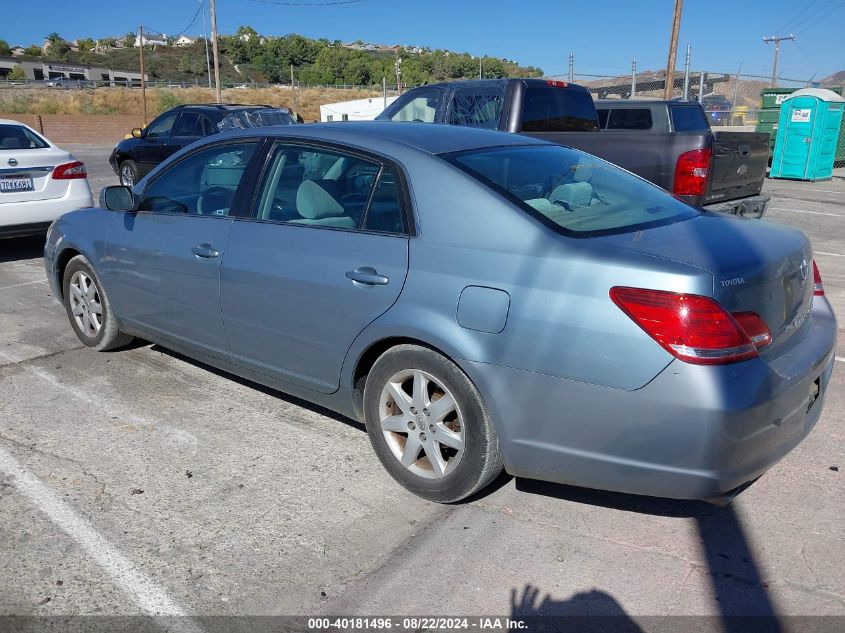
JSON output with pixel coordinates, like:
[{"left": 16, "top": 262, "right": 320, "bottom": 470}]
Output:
[
  {"left": 63, "top": 255, "right": 133, "bottom": 351},
  {"left": 363, "top": 344, "right": 503, "bottom": 502},
  {"left": 119, "top": 160, "right": 139, "bottom": 187}
]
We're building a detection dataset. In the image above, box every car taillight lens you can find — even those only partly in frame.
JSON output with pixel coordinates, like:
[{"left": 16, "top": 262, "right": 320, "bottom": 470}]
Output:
[
  {"left": 52, "top": 161, "right": 87, "bottom": 180},
  {"left": 732, "top": 312, "right": 772, "bottom": 349},
  {"left": 813, "top": 260, "right": 824, "bottom": 296},
  {"left": 673, "top": 148, "right": 711, "bottom": 196},
  {"left": 610, "top": 287, "right": 763, "bottom": 365}
]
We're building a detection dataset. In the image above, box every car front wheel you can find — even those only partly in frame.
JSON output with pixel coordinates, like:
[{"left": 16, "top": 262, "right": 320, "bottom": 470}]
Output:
[
  {"left": 363, "top": 344, "right": 503, "bottom": 502},
  {"left": 63, "top": 255, "right": 134, "bottom": 351},
  {"left": 119, "top": 160, "right": 139, "bottom": 187}
]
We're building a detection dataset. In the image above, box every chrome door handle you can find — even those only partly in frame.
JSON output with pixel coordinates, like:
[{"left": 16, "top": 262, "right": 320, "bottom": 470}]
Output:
[
  {"left": 345, "top": 267, "right": 389, "bottom": 286},
  {"left": 191, "top": 244, "right": 219, "bottom": 258}
]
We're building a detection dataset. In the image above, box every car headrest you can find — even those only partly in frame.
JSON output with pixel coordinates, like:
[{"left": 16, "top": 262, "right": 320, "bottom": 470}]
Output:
[{"left": 296, "top": 180, "right": 345, "bottom": 220}]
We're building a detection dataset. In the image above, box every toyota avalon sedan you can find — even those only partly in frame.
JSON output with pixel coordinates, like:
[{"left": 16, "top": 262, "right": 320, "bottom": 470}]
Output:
[{"left": 44, "top": 122, "right": 836, "bottom": 503}]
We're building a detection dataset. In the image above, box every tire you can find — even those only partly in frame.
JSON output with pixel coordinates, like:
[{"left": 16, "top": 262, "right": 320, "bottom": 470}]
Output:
[
  {"left": 62, "top": 255, "right": 134, "bottom": 351},
  {"left": 119, "top": 159, "right": 139, "bottom": 187},
  {"left": 363, "top": 344, "right": 503, "bottom": 503}
]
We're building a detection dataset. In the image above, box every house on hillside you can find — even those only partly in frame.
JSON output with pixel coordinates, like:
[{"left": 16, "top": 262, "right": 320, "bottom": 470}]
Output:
[
  {"left": 174, "top": 35, "right": 197, "bottom": 47},
  {"left": 10, "top": 46, "right": 25, "bottom": 57},
  {"left": 135, "top": 34, "right": 168, "bottom": 47}
]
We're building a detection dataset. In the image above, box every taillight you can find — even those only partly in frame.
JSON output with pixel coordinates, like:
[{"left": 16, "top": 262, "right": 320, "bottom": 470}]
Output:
[
  {"left": 813, "top": 260, "right": 824, "bottom": 296},
  {"left": 546, "top": 79, "right": 569, "bottom": 88},
  {"left": 673, "top": 148, "right": 711, "bottom": 196},
  {"left": 610, "top": 287, "right": 762, "bottom": 365},
  {"left": 52, "top": 161, "right": 87, "bottom": 180},
  {"left": 732, "top": 312, "right": 772, "bottom": 349}
]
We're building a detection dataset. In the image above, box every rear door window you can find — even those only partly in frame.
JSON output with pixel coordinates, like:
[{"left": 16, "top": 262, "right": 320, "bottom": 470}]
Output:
[
  {"left": 520, "top": 85, "right": 599, "bottom": 132},
  {"left": 607, "top": 108, "right": 653, "bottom": 130},
  {"left": 670, "top": 105, "right": 709, "bottom": 132},
  {"left": 447, "top": 88, "right": 504, "bottom": 129}
]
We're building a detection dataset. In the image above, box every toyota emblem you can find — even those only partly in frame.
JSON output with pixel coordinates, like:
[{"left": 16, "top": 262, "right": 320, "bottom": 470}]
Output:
[
  {"left": 7, "top": 157, "right": 17, "bottom": 167},
  {"left": 800, "top": 259, "right": 808, "bottom": 281}
]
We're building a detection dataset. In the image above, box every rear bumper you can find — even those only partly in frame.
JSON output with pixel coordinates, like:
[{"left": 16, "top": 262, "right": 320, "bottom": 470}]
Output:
[
  {"left": 0, "top": 182, "right": 94, "bottom": 234},
  {"left": 466, "top": 297, "right": 836, "bottom": 500},
  {"left": 703, "top": 194, "right": 769, "bottom": 219}
]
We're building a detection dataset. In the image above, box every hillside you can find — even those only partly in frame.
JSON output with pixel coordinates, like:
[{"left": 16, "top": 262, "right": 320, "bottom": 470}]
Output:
[{"left": 9, "top": 30, "right": 543, "bottom": 87}]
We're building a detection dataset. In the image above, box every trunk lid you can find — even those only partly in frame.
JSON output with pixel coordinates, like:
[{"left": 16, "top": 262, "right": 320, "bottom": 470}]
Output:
[
  {"left": 601, "top": 214, "right": 813, "bottom": 355},
  {"left": 0, "top": 148, "right": 73, "bottom": 204},
  {"left": 704, "top": 132, "right": 769, "bottom": 204}
]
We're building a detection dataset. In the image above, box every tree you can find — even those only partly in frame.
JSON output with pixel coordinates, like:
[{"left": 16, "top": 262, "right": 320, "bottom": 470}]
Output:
[
  {"left": 45, "top": 32, "right": 63, "bottom": 44},
  {"left": 0, "top": 40, "right": 10, "bottom": 56},
  {"left": 8, "top": 66, "right": 26, "bottom": 80},
  {"left": 23, "top": 45, "right": 42, "bottom": 56},
  {"left": 123, "top": 32, "right": 136, "bottom": 48},
  {"left": 76, "top": 37, "right": 95, "bottom": 52}
]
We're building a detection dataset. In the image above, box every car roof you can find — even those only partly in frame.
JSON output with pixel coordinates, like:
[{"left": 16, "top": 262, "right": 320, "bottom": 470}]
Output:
[
  {"left": 594, "top": 99, "right": 701, "bottom": 106},
  {"left": 212, "top": 121, "right": 549, "bottom": 156},
  {"left": 403, "top": 78, "right": 592, "bottom": 95}
]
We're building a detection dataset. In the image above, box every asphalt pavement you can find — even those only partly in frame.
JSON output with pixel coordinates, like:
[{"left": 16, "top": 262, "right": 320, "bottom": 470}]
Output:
[{"left": 0, "top": 146, "right": 843, "bottom": 630}]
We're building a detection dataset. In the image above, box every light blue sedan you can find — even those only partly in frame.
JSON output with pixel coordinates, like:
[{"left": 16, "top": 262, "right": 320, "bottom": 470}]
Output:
[{"left": 44, "top": 122, "right": 836, "bottom": 503}]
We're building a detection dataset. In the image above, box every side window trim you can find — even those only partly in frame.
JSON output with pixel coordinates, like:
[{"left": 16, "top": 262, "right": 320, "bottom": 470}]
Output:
[
  {"left": 137, "top": 138, "right": 263, "bottom": 218},
  {"left": 239, "top": 138, "right": 415, "bottom": 237}
]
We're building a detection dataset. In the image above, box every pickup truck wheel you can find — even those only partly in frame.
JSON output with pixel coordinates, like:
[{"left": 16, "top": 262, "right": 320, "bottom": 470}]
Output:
[
  {"left": 363, "top": 344, "right": 503, "bottom": 502},
  {"left": 119, "top": 160, "right": 139, "bottom": 187},
  {"left": 63, "top": 255, "right": 134, "bottom": 351}
]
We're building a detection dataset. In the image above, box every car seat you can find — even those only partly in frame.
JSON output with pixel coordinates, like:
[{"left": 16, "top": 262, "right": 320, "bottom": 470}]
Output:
[{"left": 291, "top": 180, "right": 356, "bottom": 229}]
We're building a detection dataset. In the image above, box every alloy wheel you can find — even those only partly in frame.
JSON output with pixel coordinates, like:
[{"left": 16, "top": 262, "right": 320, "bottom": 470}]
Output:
[
  {"left": 69, "top": 271, "right": 102, "bottom": 339},
  {"left": 378, "top": 369, "right": 465, "bottom": 479}
]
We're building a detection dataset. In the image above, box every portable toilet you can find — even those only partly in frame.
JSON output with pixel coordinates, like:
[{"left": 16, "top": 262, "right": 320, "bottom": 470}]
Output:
[{"left": 770, "top": 88, "right": 845, "bottom": 181}]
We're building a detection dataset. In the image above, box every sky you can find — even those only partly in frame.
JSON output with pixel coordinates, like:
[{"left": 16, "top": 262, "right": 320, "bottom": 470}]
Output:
[{"left": 3, "top": 0, "right": 843, "bottom": 81}]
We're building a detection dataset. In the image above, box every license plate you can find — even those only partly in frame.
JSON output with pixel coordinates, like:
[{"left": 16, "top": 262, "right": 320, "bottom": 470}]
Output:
[{"left": 0, "top": 176, "right": 34, "bottom": 193}]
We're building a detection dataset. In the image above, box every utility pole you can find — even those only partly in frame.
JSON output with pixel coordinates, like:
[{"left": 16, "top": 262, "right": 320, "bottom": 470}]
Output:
[
  {"left": 631, "top": 59, "right": 637, "bottom": 97},
  {"left": 568, "top": 52, "right": 574, "bottom": 83},
  {"left": 395, "top": 57, "right": 402, "bottom": 95},
  {"left": 382, "top": 76, "right": 387, "bottom": 110},
  {"left": 663, "top": 0, "right": 683, "bottom": 100},
  {"left": 763, "top": 34, "right": 795, "bottom": 88},
  {"left": 209, "top": 0, "right": 222, "bottom": 103},
  {"left": 201, "top": 0, "right": 212, "bottom": 89},
  {"left": 138, "top": 26, "right": 147, "bottom": 126},
  {"left": 290, "top": 64, "right": 297, "bottom": 111},
  {"left": 682, "top": 43, "right": 691, "bottom": 100}
]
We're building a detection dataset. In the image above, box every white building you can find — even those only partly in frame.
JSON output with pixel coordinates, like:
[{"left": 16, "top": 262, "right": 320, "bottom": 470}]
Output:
[
  {"left": 174, "top": 35, "right": 197, "bottom": 47},
  {"left": 135, "top": 34, "right": 168, "bottom": 47},
  {"left": 320, "top": 95, "right": 399, "bottom": 122}
]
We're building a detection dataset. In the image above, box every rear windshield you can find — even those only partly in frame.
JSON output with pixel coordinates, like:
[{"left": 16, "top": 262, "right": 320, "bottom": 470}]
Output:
[
  {"left": 520, "top": 85, "right": 599, "bottom": 132},
  {"left": 670, "top": 105, "right": 709, "bottom": 132},
  {"left": 444, "top": 145, "right": 698, "bottom": 237},
  {"left": 0, "top": 124, "right": 49, "bottom": 150}
]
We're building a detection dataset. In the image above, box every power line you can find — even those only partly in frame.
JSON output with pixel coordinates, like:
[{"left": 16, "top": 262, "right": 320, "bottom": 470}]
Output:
[
  {"left": 171, "top": 1, "right": 205, "bottom": 39},
  {"left": 798, "top": 0, "right": 845, "bottom": 33},
  {"left": 246, "top": 0, "right": 367, "bottom": 6},
  {"left": 773, "top": 0, "right": 820, "bottom": 35},
  {"left": 790, "top": 0, "right": 841, "bottom": 33}
]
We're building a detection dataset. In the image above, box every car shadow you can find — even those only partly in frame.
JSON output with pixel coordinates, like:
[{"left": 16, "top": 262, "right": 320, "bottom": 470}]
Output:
[
  {"left": 149, "top": 344, "right": 366, "bottom": 433},
  {"left": 0, "top": 235, "right": 46, "bottom": 264},
  {"left": 515, "top": 479, "right": 783, "bottom": 631}
]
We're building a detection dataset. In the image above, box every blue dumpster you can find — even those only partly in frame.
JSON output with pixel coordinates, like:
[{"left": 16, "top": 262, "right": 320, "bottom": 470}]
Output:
[{"left": 770, "top": 88, "right": 845, "bottom": 181}]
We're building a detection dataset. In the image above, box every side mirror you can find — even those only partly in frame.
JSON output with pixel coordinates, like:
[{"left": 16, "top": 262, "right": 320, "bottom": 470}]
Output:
[
  {"left": 100, "top": 185, "right": 136, "bottom": 212},
  {"left": 131, "top": 127, "right": 143, "bottom": 138}
]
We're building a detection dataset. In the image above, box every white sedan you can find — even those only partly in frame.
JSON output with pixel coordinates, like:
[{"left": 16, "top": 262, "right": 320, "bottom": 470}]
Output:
[{"left": 0, "top": 119, "right": 94, "bottom": 238}]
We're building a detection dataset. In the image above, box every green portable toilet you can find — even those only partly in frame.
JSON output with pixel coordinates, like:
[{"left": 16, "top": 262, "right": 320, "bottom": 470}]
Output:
[{"left": 770, "top": 88, "right": 845, "bottom": 181}]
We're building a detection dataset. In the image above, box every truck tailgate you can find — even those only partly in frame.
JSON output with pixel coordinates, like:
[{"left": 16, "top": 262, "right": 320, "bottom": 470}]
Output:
[{"left": 704, "top": 132, "right": 769, "bottom": 204}]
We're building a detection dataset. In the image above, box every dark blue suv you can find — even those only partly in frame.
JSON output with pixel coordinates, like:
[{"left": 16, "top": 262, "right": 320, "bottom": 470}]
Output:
[{"left": 109, "top": 104, "right": 295, "bottom": 186}]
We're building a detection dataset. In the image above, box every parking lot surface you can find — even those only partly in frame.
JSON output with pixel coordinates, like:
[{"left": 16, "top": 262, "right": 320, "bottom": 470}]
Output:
[{"left": 0, "top": 147, "right": 843, "bottom": 627}]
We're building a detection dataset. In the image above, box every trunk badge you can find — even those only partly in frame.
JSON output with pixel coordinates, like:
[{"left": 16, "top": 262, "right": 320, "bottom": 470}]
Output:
[
  {"left": 7, "top": 158, "right": 17, "bottom": 166},
  {"left": 800, "top": 259, "right": 808, "bottom": 281},
  {"left": 737, "top": 164, "right": 748, "bottom": 176}
]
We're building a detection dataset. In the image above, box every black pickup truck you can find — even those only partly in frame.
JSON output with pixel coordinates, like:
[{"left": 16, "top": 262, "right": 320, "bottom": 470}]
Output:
[{"left": 376, "top": 79, "right": 769, "bottom": 217}]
